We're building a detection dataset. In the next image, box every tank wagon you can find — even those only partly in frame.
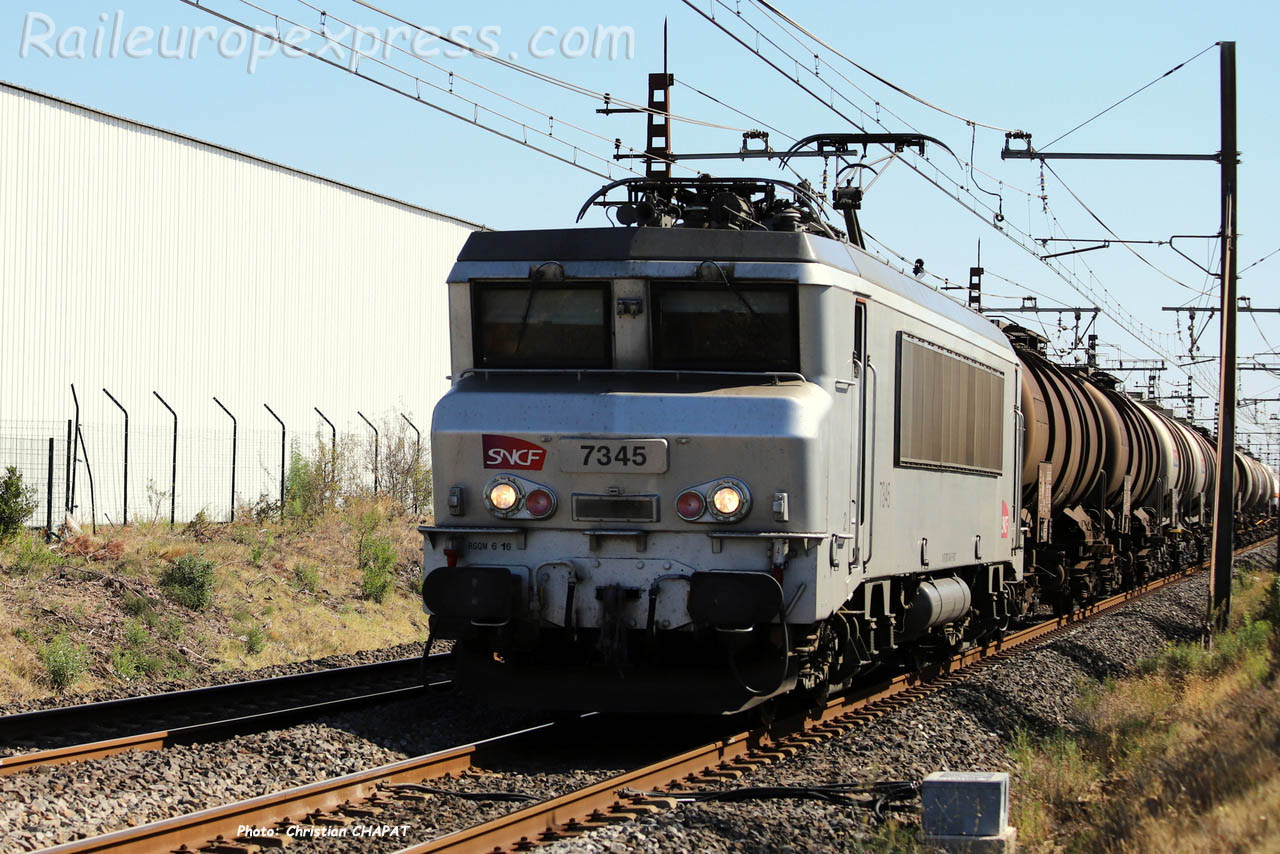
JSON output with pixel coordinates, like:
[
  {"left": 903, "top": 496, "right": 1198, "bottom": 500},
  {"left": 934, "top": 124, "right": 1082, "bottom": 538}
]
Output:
[{"left": 419, "top": 169, "right": 1275, "bottom": 714}]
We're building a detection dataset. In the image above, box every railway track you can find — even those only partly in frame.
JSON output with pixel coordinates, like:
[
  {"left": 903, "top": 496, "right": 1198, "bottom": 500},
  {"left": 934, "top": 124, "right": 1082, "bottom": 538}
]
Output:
[
  {"left": 32, "top": 535, "right": 1276, "bottom": 854},
  {"left": 0, "top": 653, "right": 450, "bottom": 775}
]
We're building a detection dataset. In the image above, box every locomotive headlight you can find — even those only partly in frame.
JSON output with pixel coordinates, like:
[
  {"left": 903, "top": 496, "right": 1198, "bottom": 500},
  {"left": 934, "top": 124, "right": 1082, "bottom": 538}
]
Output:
[
  {"left": 708, "top": 479, "right": 751, "bottom": 521},
  {"left": 712, "top": 486, "right": 742, "bottom": 516},
  {"left": 485, "top": 478, "right": 522, "bottom": 516},
  {"left": 490, "top": 483, "right": 519, "bottom": 510}
]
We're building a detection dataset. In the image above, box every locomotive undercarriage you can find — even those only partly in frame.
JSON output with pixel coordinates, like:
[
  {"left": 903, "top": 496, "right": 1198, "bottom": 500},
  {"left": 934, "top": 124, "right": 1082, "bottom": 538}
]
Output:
[{"left": 430, "top": 512, "right": 1274, "bottom": 715}]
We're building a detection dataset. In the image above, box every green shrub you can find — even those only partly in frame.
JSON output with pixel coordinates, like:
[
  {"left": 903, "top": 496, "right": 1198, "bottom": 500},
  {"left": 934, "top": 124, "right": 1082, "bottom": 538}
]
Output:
[
  {"left": 41, "top": 633, "right": 88, "bottom": 691},
  {"left": 286, "top": 448, "right": 327, "bottom": 519},
  {"left": 292, "top": 563, "right": 320, "bottom": 594},
  {"left": 158, "top": 615, "right": 183, "bottom": 641},
  {"left": 12, "top": 533, "right": 57, "bottom": 575},
  {"left": 359, "top": 535, "right": 396, "bottom": 603},
  {"left": 244, "top": 626, "right": 267, "bottom": 655},
  {"left": 111, "top": 645, "right": 164, "bottom": 681},
  {"left": 123, "top": 618, "right": 148, "bottom": 649},
  {"left": 122, "top": 592, "right": 158, "bottom": 622},
  {"left": 159, "top": 554, "right": 216, "bottom": 610},
  {"left": 0, "top": 466, "right": 37, "bottom": 544}
]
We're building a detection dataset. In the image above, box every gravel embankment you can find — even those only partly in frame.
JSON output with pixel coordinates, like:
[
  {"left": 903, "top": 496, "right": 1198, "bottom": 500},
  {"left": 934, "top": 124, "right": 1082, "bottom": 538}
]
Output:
[{"left": 540, "top": 544, "right": 1276, "bottom": 854}]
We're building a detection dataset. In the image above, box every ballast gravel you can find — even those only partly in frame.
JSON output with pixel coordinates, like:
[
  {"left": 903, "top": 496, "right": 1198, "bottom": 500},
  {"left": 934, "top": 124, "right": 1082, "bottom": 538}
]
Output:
[
  {"left": 0, "top": 545, "right": 1272, "bottom": 853},
  {"left": 539, "top": 545, "right": 1276, "bottom": 854},
  {"left": 0, "top": 689, "right": 542, "bottom": 852}
]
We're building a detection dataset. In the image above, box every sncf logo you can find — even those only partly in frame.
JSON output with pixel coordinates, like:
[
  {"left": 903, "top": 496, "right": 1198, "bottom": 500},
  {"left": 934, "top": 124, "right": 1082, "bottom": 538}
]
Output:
[{"left": 482, "top": 434, "right": 547, "bottom": 471}]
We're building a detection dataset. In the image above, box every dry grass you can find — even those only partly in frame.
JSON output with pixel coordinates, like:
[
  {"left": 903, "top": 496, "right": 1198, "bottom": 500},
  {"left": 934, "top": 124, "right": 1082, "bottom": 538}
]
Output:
[
  {"left": 1010, "top": 561, "right": 1280, "bottom": 854},
  {"left": 0, "top": 496, "right": 430, "bottom": 700}
]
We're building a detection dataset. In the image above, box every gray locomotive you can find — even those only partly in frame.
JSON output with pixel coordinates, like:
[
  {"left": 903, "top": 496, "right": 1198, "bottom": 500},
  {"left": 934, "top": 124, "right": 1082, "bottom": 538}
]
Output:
[{"left": 419, "top": 163, "right": 1275, "bottom": 714}]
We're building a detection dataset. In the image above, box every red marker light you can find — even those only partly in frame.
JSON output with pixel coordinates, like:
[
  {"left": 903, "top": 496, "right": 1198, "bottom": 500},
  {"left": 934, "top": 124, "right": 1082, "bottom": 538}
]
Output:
[
  {"left": 525, "top": 489, "right": 555, "bottom": 518},
  {"left": 676, "top": 490, "right": 706, "bottom": 521}
]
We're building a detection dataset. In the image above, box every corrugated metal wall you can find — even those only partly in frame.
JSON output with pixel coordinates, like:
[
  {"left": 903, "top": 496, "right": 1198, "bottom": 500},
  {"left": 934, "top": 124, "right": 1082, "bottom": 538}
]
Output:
[{"left": 0, "top": 82, "right": 481, "bottom": 524}]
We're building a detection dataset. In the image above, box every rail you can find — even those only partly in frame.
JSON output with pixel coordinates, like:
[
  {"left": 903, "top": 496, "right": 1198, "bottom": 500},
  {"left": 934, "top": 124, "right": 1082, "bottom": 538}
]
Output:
[{"left": 0, "top": 654, "right": 449, "bottom": 773}]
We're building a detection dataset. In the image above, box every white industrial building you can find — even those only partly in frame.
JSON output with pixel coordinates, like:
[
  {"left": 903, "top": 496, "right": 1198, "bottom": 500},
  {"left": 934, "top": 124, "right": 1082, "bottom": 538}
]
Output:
[{"left": 0, "top": 80, "right": 482, "bottom": 526}]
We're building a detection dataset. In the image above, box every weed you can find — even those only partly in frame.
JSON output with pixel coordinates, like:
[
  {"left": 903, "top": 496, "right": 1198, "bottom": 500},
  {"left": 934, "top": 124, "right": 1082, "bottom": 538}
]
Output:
[
  {"left": 249, "top": 541, "right": 267, "bottom": 567},
  {"left": 122, "top": 592, "right": 152, "bottom": 617},
  {"left": 183, "top": 509, "right": 214, "bottom": 542},
  {"left": 159, "top": 553, "right": 216, "bottom": 610},
  {"left": 13, "top": 627, "right": 33, "bottom": 644},
  {"left": 1011, "top": 729, "right": 1100, "bottom": 806},
  {"left": 11, "top": 533, "right": 57, "bottom": 575},
  {"left": 0, "top": 466, "right": 37, "bottom": 544},
  {"left": 123, "top": 618, "right": 148, "bottom": 649},
  {"left": 111, "top": 645, "right": 164, "bottom": 681},
  {"left": 292, "top": 564, "right": 320, "bottom": 594},
  {"left": 286, "top": 448, "right": 327, "bottom": 519},
  {"left": 244, "top": 626, "right": 267, "bottom": 655},
  {"left": 145, "top": 478, "right": 172, "bottom": 525},
  {"left": 359, "top": 535, "right": 396, "bottom": 603},
  {"left": 41, "top": 633, "right": 88, "bottom": 691},
  {"left": 158, "top": 615, "right": 183, "bottom": 641}
]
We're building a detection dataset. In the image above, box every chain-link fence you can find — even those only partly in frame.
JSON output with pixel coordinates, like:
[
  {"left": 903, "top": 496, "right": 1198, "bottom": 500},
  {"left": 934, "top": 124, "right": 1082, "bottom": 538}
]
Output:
[{"left": 0, "top": 409, "right": 431, "bottom": 533}]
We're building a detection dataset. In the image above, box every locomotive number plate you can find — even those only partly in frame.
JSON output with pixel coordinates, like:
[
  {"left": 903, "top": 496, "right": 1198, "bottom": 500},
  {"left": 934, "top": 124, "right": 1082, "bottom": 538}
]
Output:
[{"left": 559, "top": 439, "right": 669, "bottom": 474}]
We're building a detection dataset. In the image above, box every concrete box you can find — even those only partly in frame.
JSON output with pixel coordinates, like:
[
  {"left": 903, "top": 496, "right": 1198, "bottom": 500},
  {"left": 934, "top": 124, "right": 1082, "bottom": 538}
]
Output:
[{"left": 921, "top": 771, "right": 1009, "bottom": 837}]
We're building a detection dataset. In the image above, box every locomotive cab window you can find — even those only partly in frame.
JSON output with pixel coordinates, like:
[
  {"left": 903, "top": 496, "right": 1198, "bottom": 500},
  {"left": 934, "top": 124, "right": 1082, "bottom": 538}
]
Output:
[
  {"left": 472, "top": 282, "right": 612, "bottom": 369},
  {"left": 651, "top": 283, "right": 799, "bottom": 372}
]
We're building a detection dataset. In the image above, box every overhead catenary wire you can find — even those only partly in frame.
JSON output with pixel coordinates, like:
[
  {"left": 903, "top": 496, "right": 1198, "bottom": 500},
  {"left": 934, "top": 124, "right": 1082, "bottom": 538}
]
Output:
[
  {"left": 679, "top": 2, "right": 1175, "bottom": 345},
  {"left": 280, "top": 0, "right": 681, "bottom": 172},
  {"left": 1038, "top": 42, "right": 1219, "bottom": 150},
  {"left": 682, "top": 2, "right": 1261, "bottom": 424},
  {"left": 748, "top": 0, "right": 1015, "bottom": 132},
  {"left": 345, "top": 0, "right": 748, "bottom": 132},
  {"left": 734, "top": 0, "right": 1038, "bottom": 201},
  {"left": 1040, "top": 161, "right": 1212, "bottom": 296},
  {"left": 1240, "top": 246, "right": 1280, "bottom": 276},
  {"left": 179, "top": 0, "right": 640, "bottom": 181},
  {"left": 706, "top": 0, "right": 1195, "bottom": 358}
]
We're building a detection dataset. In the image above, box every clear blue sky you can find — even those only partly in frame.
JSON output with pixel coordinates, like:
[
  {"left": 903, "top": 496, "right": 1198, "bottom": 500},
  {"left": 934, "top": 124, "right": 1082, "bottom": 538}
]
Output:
[{"left": 5, "top": 0, "right": 1279, "bottom": 452}]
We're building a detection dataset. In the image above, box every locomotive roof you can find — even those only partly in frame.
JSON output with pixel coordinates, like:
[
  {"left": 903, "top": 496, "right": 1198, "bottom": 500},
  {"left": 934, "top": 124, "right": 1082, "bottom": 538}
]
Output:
[{"left": 453, "top": 227, "right": 1012, "bottom": 353}]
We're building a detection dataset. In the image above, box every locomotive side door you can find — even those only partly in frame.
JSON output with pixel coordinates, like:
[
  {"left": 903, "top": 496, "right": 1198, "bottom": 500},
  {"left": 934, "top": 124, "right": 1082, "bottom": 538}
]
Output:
[{"left": 851, "top": 299, "right": 868, "bottom": 570}]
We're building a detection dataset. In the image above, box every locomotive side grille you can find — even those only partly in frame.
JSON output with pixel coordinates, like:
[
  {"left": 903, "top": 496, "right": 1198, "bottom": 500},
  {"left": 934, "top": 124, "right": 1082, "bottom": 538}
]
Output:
[
  {"left": 571, "top": 494, "right": 660, "bottom": 522},
  {"left": 897, "top": 332, "right": 1005, "bottom": 475}
]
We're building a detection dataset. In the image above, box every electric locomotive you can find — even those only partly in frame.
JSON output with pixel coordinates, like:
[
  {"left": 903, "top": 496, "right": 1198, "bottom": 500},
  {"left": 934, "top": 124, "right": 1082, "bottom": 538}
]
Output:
[{"left": 419, "top": 145, "right": 1274, "bottom": 715}]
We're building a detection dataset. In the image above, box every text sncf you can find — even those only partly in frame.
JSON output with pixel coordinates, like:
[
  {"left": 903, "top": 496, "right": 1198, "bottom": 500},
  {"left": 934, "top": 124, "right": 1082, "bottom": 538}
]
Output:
[{"left": 483, "top": 434, "right": 547, "bottom": 470}]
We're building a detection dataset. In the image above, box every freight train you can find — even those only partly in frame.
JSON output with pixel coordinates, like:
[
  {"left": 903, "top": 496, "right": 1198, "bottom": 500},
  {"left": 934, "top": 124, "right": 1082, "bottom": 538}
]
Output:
[{"left": 419, "top": 162, "right": 1276, "bottom": 714}]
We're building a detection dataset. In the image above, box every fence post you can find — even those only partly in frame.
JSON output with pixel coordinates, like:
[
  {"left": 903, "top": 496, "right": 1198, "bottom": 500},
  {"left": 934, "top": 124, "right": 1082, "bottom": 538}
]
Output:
[
  {"left": 103, "top": 388, "right": 128, "bottom": 526},
  {"left": 314, "top": 407, "right": 337, "bottom": 504},
  {"left": 213, "top": 397, "right": 237, "bottom": 523},
  {"left": 45, "top": 438, "right": 54, "bottom": 542},
  {"left": 264, "top": 404, "right": 285, "bottom": 521},
  {"left": 64, "top": 420, "right": 72, "bottom": 515},
  {"left": 154, "top": 392, "right": 177, "bottom": 526},
  {"left": 76, "top": 422, "right": 97, "bottom": 536},
  {"left": 70, "top": 384, "right": 80, "bottom": 516},
  {"left": 358, "top": 411, "right": 379, "bottom": 494},
  {"left": 401, "top": 413, "right": 421, "bottom": 515}
]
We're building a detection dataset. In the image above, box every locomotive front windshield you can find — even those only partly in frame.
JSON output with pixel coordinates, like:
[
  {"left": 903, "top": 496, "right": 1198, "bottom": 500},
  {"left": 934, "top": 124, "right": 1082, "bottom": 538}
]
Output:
[
  {"left": 651, "top": 283, "right": 799, "bottom": 372},
  {"left": 473, "top": 283, "right": 612, "bottom": 369}
]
